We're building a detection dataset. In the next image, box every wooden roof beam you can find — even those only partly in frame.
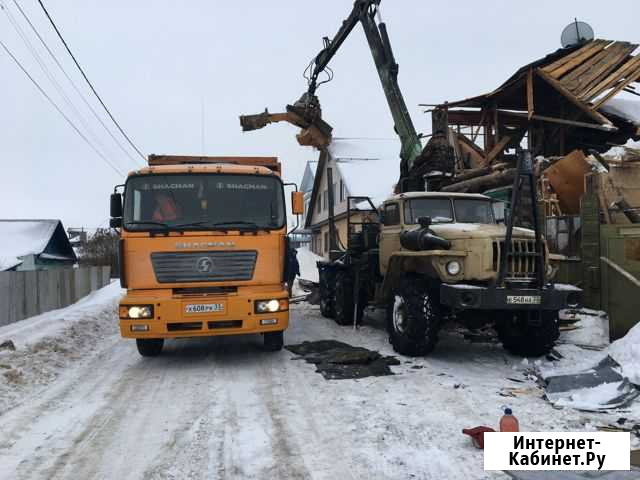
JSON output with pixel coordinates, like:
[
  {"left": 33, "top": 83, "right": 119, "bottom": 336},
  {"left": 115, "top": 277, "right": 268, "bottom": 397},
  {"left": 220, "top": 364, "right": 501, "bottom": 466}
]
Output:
[{"left": 536, "top": 68, "right": 614, "bottom": 126}]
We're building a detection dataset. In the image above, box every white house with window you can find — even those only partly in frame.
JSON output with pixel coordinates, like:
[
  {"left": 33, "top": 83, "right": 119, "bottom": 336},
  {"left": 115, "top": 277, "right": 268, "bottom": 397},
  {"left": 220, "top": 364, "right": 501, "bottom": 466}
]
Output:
[{"left": 305, "top": 138, "right": 400, "bottom": 258}]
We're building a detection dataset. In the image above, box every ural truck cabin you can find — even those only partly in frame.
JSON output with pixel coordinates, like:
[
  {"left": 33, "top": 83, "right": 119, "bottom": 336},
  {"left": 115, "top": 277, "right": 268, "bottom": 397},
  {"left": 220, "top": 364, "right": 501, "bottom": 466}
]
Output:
[{"left": 109, "top": 155, "right": 303, "bottom": 357}]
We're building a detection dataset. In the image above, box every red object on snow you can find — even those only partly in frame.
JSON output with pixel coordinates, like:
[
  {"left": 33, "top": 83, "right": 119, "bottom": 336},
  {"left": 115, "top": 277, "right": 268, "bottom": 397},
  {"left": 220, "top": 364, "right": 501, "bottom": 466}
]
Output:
[{"left": 462, "top": 426, "right": 496, "bottom": 449}]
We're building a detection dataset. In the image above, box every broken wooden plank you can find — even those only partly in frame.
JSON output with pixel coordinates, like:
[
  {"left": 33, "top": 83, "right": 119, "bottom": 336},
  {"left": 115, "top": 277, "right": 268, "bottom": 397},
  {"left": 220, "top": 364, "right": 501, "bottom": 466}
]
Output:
[
  {"left": 542, "top": 40, "right": 607, "bottom": 76},
  {"left": 485, "top": 135, "right": 512, "bottom": 165},
  {"left": 561, "top": 42, "right": 632, "bottom": 90},
  {"left": 536, "top": 68, "right": 614, "bottom": 126},
  {"left": 569, "top": 43, "right": 638, "bottom": 97},
  {"left": 545, "top": 40, "right": 610, "bottom": 79},
  {"left": 580, "top": 55, "right": 640, "bottom": 102},
  {"left": 593, "top": 67, "right": 640, "bottom": 110}
]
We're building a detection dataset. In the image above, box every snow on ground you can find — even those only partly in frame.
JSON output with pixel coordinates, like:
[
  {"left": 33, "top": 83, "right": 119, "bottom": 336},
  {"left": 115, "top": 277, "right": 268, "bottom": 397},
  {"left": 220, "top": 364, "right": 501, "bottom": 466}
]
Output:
[
  {"left": 0, "top": 281, "right": 123, "bottom": 414},
  {"left": 0, "top": 289, "right": 638, "bottom": 479}
]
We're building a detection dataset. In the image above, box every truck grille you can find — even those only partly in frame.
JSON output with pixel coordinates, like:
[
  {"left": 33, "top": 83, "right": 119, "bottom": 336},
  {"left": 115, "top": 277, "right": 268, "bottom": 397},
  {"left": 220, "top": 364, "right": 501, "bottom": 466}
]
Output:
[
  {"left": 493, "top": 239, "right": 542, "bottom": 279},
  {"left": 151, "top": 251, "right": 257, "bottom": 283}
]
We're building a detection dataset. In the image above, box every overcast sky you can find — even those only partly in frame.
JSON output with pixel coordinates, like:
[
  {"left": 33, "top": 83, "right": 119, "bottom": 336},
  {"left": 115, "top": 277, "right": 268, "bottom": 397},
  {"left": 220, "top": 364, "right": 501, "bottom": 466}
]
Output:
[{"left": 1, "top": 0, "right": 638, "bottom": 229}]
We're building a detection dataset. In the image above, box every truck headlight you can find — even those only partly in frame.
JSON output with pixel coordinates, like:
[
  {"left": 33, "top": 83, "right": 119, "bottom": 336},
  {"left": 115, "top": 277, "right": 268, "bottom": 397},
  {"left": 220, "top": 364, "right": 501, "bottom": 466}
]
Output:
[
  {"left": 446, "top": 260, "right": 461, "bottom": 276},
  {"left": 120, "top": 305, "right": 154, "bottom": 319},
  {"left": 255, "top": 299, "right": 288, "bottom": 313}
]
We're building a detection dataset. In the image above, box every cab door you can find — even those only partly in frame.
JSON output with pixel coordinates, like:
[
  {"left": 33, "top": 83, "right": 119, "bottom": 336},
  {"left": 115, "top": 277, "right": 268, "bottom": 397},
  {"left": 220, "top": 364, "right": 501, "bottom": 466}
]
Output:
[{"left": 379, "top": 202, "right": 403, "bottom": 275}]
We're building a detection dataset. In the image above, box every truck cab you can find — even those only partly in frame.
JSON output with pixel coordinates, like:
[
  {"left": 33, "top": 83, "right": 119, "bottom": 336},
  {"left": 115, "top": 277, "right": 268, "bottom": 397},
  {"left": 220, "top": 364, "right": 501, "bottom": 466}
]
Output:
[{"left": 110, "top": 156, "right": 302, "bottom": 357}]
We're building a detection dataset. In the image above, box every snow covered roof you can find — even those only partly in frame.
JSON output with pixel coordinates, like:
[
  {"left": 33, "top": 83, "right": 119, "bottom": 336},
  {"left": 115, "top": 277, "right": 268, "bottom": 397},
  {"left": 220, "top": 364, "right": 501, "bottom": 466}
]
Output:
[
  {"left": 0, "top": 219, "right": 76, "bottom": 271},
  {"left": 330, "top": 138, "right": 401, "bottom": 206},
  {"left": 601, "top": 98, "right": 640, "bottom": 126}
]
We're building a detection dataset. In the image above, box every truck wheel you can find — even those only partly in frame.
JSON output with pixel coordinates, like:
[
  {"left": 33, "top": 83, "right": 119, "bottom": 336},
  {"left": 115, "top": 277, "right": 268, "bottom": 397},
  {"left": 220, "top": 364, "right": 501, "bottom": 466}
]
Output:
[
  {"left": 263, "top": 331, "right": 284, "bottom": 351},
  {"left": 334, "top": 271, "right": 355, "bottom": 325},
  {"left": 319, "top": 269, "right": 335, "bottom": 319},
  {"left": 386, "top": 277, "right": 441, "bottom": 356},
  {"left": 136, "top": 338, "right": 164, "bottom": 357},
  {"left": 496, "top": 310, "right": 560, "bottom": 357},
  {"left": 320, "top": 296, "right": 334, "bottom": 318}
]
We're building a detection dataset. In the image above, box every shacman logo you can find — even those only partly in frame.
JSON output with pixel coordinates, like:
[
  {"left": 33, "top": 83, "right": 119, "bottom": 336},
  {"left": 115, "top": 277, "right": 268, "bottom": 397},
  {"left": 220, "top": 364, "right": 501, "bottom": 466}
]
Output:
[
  {"left": 195, "top": 257, "right": 214, "bottom": 273},
  {"left": 176, "top": 241, "right": 236, "bottom": 248}
]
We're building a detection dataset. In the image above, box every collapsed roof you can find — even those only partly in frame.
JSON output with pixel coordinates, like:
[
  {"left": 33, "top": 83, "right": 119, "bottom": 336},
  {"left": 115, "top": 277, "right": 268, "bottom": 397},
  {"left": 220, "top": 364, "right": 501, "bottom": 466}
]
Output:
[{"left": 437, "top": 39, "right": 640, "bottom": 164}]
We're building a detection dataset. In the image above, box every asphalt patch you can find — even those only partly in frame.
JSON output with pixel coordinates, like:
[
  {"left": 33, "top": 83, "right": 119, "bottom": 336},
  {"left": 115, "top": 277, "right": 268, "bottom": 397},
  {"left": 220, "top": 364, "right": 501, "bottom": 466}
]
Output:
[{"left": 286, "top": 340, "right": 400, "bottom": 380}]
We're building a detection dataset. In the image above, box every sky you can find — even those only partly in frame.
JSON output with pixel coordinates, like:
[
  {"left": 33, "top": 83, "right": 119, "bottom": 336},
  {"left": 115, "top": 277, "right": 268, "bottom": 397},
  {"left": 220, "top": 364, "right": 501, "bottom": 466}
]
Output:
[{"left": 1, "top": 0, "right": 638, "bottom": 230}]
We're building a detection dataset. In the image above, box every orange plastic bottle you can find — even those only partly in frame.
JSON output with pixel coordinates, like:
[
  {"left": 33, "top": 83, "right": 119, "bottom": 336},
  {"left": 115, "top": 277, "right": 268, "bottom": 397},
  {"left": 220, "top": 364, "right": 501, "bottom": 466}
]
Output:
[{"left": 500, "top": 407, "right": 519, "bottom": 432}]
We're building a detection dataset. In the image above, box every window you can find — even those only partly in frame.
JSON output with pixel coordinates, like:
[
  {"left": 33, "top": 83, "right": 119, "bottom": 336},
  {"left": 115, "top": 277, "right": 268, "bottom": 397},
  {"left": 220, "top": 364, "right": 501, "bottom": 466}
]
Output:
[
  {"left": 404, "top": 198, "right": 453, "bottom": 225},
  {"left": 123, "top": 173, "right": 285, "bottom": 231},
  {"left": 333, "top": 183, "right": 337, "bottom": 205},
  {"left": 454, "top": 199, "right": 495, "bottom": 224},
  {"left": 317, "top": 195, "right": 321, "bottom": 214},
  {"left": 383, "top": 203, "right": 400, "bottom": 226},
  {"left": 340, "top": 180, "right": 344, "bottom": 202},
  {"left": 324, "top": 232, "right": 329, "bottom": 254}
]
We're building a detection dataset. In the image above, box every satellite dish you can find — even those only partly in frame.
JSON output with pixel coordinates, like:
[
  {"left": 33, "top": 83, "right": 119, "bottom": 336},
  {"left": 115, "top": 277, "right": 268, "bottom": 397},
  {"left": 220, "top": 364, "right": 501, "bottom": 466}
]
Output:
[{"left": 561, "top": 20, "right": 595, "bottom": 48}]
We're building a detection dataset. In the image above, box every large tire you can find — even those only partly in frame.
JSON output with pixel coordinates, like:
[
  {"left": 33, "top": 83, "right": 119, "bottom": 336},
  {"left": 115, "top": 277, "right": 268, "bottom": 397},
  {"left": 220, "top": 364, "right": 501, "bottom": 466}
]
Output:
[
  {"left": 334, "top": 271, "right": 355, "bottom": 325},
  {"left": 263, "top": 331, "right": 284, "bottom": 351},
  {"left": 136, "top": 338, "right": 164, "bottom": 357},
  {"left": 496, "top": 310, "right": 560, "bottom": 357},
  {"left": 319, "top": 268, "right": 335, "bottom": 319},
  {"left": 386, "top": 276, "right": 441, "bottom": 356}
]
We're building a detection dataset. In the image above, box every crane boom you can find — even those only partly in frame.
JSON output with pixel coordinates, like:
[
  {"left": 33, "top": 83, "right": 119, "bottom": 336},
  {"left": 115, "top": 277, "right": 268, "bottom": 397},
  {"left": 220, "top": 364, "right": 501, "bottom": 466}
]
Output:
[
  {"left": 240, "top": 0, "right": 424, "bottom": 188},
  {"left": 305, "top": 0, "right": 422, "bottom": 182}
]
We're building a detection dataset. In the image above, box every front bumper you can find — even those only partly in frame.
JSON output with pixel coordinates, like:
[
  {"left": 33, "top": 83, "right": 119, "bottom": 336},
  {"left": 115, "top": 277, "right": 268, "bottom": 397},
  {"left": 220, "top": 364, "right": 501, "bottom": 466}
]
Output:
[
  {"left": 440, "top": 283, "right": 581, "bottom": 311},
  {"left": 119, "top": 287, "right": 289, "bottom": 339}
]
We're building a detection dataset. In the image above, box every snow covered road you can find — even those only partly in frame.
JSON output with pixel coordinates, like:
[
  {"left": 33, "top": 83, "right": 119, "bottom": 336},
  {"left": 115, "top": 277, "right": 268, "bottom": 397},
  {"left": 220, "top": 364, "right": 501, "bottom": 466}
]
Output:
[{"left": 0, "top": 284, "right": 636, "bottom": 479}]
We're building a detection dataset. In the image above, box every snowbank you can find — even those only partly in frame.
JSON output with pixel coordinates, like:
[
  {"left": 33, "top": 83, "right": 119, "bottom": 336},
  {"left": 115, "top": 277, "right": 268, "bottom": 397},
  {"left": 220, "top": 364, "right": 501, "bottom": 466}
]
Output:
[
  {"left": 296, "top": 247, "right": 322, "bottom": 282},
  {"left": 608, "top": 321, "right": 640, "bottom": 385},
  {"left": 0, "top": 281, "right": 123, "bottom": 413}
]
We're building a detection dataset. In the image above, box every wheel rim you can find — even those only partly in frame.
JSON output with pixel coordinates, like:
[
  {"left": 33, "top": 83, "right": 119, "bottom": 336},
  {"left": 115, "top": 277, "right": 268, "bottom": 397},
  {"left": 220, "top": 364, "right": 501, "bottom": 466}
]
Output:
[{"left": 392, "top": 295, "right": 407, "bottom": 334}]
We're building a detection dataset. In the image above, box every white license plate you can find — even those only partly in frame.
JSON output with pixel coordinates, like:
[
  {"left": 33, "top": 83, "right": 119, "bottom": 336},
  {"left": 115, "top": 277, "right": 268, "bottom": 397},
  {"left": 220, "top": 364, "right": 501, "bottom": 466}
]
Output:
[
  {"left": 185, "top": 303, "right": 224, "bottom": 313},
  {"left": 506, "top": 295, "right": 541, "bottom": 305}
]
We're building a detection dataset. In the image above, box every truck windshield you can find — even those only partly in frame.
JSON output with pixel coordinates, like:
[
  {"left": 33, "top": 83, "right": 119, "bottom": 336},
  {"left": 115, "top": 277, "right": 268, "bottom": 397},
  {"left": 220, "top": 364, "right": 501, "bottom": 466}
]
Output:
[
  {"left": 404, "top": 198, "right": 496, "bottom": 224},
  {"left": 453, "top": 199, "right": 495, "bottom": 224},
  {"left": 404, "top": 198, "right": 453, "bottom": 224},
  {"left": 123, "top": 174, "right": 285, "bottom": 231}
]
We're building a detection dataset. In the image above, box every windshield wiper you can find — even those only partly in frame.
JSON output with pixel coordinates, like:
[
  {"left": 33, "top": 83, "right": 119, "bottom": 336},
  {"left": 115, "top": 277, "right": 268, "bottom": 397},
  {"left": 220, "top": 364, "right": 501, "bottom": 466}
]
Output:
[
  {"left": 208, "top": 221, "right": 262, "bottom": 230},
  {"left": 125, "top": 220, "right": 170, "bottom": 229}
]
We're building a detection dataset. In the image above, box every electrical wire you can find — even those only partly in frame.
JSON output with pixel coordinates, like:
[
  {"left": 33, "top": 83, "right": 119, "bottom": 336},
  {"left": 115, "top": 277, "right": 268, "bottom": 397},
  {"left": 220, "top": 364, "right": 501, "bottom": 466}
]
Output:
[
  {"left": 0, "top": 39, "right": 125, "bottom": 177},
  {"left": 37, "top": 0, "right": 147, "bottom": 162},
  {"left": 0, "top": 1, "right": 122, "bottom": 171},
  {"left": 10, "top": 0, "right": 143, "bottom": 168}
]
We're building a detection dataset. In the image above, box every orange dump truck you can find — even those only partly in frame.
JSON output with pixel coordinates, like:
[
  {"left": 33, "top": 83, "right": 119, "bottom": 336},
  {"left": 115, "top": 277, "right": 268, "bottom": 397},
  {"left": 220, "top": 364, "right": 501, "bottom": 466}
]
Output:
[{"left": 109, "top": 155, "right": 303, "bottom": 356}]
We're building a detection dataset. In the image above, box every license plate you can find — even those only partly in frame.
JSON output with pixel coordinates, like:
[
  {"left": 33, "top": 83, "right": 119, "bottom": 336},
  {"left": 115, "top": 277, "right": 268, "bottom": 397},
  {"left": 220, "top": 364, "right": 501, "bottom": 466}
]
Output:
[
  {"left": 185, "top": 303, "right": 224, "bottom": 313},
  {"left": 506, "top": 295, "right": 541, "bottom": 305}
]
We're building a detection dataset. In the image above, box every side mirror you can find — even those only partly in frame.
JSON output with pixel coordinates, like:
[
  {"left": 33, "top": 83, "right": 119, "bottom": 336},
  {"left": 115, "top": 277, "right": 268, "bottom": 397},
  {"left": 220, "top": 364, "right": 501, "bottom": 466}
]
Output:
[
  {"left": 492, "top": 200, "right": 506, "bottom": 224},
  {"left": 291, "top": 191, "right": 304, "bottom": 215},
  {"left": 110, "top": 217, "right": 122, "bottom": 228},
  {"left": 110, "top": 193, "right": 123, "bottom": 218},
  {"left": 418, "top": 216, "right": 432, "bottom": 228}
]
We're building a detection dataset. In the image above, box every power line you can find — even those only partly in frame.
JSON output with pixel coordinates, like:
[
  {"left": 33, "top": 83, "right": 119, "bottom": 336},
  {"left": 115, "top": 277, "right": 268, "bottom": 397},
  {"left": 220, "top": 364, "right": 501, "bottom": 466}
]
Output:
[
  {"left": 10, "top": 0, "right": 143, "bottom": 168},
  {"left": 0, "top": 39, "right": 125, "bottom": 177},
  {"left": 37, "top": 0, "right": 147, "bottom": 162},
  {"left": 1, "top": 1, "right": 122, "bottom": 171}
]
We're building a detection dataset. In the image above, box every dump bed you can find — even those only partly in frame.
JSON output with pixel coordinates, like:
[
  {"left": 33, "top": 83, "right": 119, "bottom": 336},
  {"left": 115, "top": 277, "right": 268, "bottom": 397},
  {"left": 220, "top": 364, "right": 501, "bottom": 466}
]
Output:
[{"left": 147, "top": 155, "right": 281, "bottom": 175}]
